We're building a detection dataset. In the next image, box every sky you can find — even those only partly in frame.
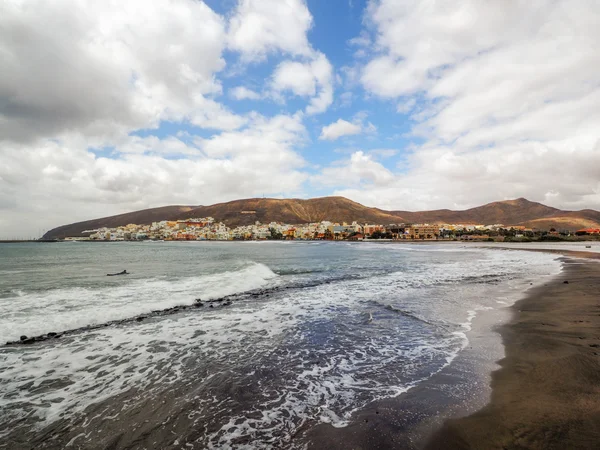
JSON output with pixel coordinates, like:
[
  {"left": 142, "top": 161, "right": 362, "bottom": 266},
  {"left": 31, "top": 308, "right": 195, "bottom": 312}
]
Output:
[{"left": 1, "top": 0, "right": 599, "bottom": 238}]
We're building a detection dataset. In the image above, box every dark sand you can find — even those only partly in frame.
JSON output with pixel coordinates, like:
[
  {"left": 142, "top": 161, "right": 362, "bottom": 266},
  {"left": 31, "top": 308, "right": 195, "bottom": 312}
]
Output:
[
  {"left": 426, "top": 253, "right": 600, "bottom": 449},
  {"left": 304, "top": 251, "right": 600, "bottom": 450}
]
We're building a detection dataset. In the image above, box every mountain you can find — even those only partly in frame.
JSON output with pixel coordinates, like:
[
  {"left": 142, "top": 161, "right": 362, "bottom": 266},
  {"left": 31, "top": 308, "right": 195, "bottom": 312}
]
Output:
[
  {"left": 185, "top": 197, "right": 403, "bottom": 228},
  {"left": 392, "top": 198, "right": 561, "bottom": 226},
  {"left": 44, "top": 205, "right": 198, "bottom": 239},
  {"left": 43, "top": 197, "right": 600, "bottom": 239}
]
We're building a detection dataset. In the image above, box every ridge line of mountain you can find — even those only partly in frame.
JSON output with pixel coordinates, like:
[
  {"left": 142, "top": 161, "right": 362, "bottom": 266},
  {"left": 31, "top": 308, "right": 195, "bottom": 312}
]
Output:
[{"left": 43, "top": 196, "right": 600, "bottom": 239}]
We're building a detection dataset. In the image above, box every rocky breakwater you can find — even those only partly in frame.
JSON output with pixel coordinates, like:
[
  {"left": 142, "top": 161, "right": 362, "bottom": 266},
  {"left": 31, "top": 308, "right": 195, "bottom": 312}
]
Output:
[{"left": 3, "top": 287, "right": 283, "bottom": 346}]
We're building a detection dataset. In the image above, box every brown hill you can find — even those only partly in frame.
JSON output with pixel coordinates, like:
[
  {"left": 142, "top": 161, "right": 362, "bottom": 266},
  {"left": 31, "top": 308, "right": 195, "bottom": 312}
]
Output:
[
  {"left": 43, "top": 197, "right": 600, "bottom": 239},
  {"left": 44, "top": 205, "right": 197, "bottom": 239},
  {"left": 393, "top": 198, "right": 561, "bottom": 226},
  {"left": 185, "top": 197, "right": 403, "bottom": 228},
  {"left": 394, "top": 198, "right": 600, "bottom": 230},
  {"left": 43, "top": 197, "right": 404, "bottom": 239}
]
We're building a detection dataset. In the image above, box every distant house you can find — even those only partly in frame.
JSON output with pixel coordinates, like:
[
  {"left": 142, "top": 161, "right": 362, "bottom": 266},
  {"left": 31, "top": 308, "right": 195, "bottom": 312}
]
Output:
[
  {"left": 460, "top": 234, "right": 491, "bottom": 241},
  {"left": 347, "top": 233, "right": 364, "bottom": 241},
  {"left": 576, "top": 228, "right": 600, "bottom": 235},
  {"left": 401, "top": 224, "right": 440, "bottom": 240}
]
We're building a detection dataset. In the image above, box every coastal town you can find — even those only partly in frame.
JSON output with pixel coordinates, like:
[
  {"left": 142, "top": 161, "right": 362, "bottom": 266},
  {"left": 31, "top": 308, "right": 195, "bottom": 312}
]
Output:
[{"left": 68, "top": 217, "right": 600, "bottom": 242}]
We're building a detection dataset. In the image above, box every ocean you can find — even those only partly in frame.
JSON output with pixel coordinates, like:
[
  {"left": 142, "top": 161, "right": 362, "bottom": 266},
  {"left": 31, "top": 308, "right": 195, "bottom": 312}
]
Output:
[{"left": 0, "top": 241, "right": 561, "bottom": 449}]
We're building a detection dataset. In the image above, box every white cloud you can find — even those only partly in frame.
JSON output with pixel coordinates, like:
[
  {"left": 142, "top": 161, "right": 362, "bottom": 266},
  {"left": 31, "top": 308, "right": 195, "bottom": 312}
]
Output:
[
  {"left": 319, "top": 116, "right": 377, "bottom": 141},
  {"left": 347, "top": 0, "right": 600, "bottom": 211},
  {"left": 0, "top": 0, "right": 232, "bottom": 143},
  {"left": 312, "top": 151, "right": 394, "bottom": 187},
  {"left": 230, "top": 86, "right": 261, "bottom": 100},
  {"left": 228, "top": 0, "right": 313, "bottom": 62},
  {"left": 272, "top": 61, "right": 318, "bottom": 96},
  {"left": 0, "top": 114, "right": 309, "bottom": 238},
  {"left": 0, "top": 1, "right": 314, "bottom": 238},
  {"left": 332, "top": 140, "right": 600, "bottom": 213},
  {"left": 320, "top": 119, "right": 362, "bottom": 141},
  {"left": 271, "top": 52, "right": 334, "bottom": 115}
]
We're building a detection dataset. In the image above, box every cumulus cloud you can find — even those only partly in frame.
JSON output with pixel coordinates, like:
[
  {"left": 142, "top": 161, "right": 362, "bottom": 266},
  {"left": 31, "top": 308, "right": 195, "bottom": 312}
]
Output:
[
  {"left": 230, "top": 86, "right": 261, "bottom": 100},
  {"left": 271, "top": 52, "right": 334, "bottom": 115},
  {"left": 312, "top": 151, "right": 394, "bottom": 187},
  {"left": 0, "top": 113, "right": 308, "bottom": 237},
  {"left": 0, "top": 0, "right": 315, "bottom": 238},
  {"left": 319, "top": 114, "right": 377, "bottom": 141},
  {"left": 228, "top": 0, "right": 313, "bottom": 62},
  {"left": 0, "top": 0, "right": 231, "bottom": 143},
  {"left": 347, "top": 0, "right": 600, "bottom": 211},
  {"left": 320, "top": 120, "right": 362, "bottom": 141}
]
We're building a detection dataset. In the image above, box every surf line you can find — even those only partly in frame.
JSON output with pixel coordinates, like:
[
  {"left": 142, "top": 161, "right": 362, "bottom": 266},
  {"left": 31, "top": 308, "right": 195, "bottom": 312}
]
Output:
[{"left": 3, "top": 292, "right": 250, "bottom": 346}]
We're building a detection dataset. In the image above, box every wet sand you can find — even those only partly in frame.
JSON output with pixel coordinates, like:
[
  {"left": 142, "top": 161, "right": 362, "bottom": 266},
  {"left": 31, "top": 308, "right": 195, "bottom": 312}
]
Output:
[
  {"left": 426, "top": 252, "right": 600, "bottom": 449},
  {"left": 304, "top": 251, "right": 600, "bottom": 449}
]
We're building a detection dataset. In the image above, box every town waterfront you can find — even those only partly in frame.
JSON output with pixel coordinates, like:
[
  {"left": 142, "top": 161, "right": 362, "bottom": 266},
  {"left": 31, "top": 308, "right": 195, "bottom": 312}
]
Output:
[{"left": 0, "top": 241, "right": 561, "bottom": 448}]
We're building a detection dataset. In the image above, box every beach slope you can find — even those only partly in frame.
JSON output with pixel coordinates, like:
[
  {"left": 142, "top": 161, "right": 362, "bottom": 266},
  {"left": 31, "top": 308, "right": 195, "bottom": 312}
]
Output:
[{"left": 426, "top": 256, "right": 600, "bottom": 449}]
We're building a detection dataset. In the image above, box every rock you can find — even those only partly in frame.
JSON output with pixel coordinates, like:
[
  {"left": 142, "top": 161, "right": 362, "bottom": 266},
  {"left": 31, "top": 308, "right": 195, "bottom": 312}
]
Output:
[
  {"left": 196, "top": 302, "right": 204, "bottom": 307},
  {"left": 136, "top": 316, "right": 145, "bottom": 322},
  {"left": 22, "top": 337, "right": 36, "bottom": 344},
  {"left": 47, "top": 332, "right": 57, "bottom": 338},
  {"left": 564, "top": 280, "right": 569, "bottom": 284},
  {"left": 20, "top": 335, "right": 28, "bottom": 341},
  {"left": 195, "top": 298, "right": 203, "bottom": 303},
  {"left": 209, "top": 304, "right": 214, "bottom": 308}
]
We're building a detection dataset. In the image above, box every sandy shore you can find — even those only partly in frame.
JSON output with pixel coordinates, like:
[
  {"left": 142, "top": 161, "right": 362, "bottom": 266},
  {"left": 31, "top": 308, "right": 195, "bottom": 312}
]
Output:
[
  {"left": 426, "top": 252, "right": 600, "bottom": 449},
  {"left": 302, "top": 250, "right": 600, "bottom": 449}
]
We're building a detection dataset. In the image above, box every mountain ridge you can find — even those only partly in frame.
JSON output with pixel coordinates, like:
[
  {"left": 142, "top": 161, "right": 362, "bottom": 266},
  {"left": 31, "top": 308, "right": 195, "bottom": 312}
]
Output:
[{"left": 43, "top": 197, "right": 600, "bottom": 239}]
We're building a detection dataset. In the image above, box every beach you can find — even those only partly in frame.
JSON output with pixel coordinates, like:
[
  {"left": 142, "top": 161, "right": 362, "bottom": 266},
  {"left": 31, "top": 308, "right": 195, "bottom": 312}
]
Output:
[
  {"left": 0, "top": 241, "right": 562, "bottom": 449},
  {"left": 302, "top": 249, "right": 600, "bottom": 449},
  {"left": 425, "top": 251, "right": 600, "bottom": 449},
  {"left": 3, "top": 243, "right": 598, "bottom": 448}
]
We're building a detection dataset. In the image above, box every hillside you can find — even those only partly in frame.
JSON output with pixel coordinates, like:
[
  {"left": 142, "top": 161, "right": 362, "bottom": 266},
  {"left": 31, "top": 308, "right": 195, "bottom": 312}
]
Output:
[
  {"left": 44, "top": 205, "right": 198, "bottom": 239},
  {"left": 43, "top": 197, "right": 405, "bottom": 239},
  {"left": 185, "top": 197, "right": 403, "bottom": 228},
  {"left": 43, "top": 197, "right": 600, "bottom": 239},
  {"left": 393, "top": 198, "right": 561, "bottom": 226}
]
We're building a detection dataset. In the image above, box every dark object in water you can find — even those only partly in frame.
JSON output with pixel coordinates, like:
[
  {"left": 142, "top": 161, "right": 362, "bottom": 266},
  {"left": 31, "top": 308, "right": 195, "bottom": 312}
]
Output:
[
  {"left": 586, "top": 245, "right": 591, "bottom": 248},
  {"left": 563, "top": 280, "right": 569, "bottom": 284},
  {"left": 107, "top": 270, "right": 128, "bottom": 276}
]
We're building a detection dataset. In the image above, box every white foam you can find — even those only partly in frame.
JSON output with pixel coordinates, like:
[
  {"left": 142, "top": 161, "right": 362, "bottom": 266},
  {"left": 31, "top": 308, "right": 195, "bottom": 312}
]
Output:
[
  {"left": 0, "top": 246, "right": 563, "bottom": 448},
  {"left": 0, "top": 262, "right": 278, "bottom": 343}
]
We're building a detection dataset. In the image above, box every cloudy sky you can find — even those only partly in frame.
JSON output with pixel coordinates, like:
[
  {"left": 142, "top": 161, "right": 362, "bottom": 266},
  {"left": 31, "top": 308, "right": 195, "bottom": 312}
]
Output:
[{"left": 1, "top": 0, "right": 599, "bottom": 238}]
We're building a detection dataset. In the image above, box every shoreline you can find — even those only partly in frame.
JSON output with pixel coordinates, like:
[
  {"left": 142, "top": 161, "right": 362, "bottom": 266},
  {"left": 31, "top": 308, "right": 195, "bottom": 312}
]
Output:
[
  {"left": 425, "top": 252, "right": 600, "bottom": 449},
  {"left": 300, "top": 253, "right": 558, "bottom": 449},
  {"left": 301, "top": 249, "right": 599, "bottom": 449}
]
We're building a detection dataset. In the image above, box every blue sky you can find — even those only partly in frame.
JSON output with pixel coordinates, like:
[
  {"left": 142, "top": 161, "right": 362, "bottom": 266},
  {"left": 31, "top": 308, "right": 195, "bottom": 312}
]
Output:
[
  {"left": 1, "top": 0, "right": 599, "bottom": 238},
  {"left": 128, "top": 0, "right": 416, "bottom": 178}
]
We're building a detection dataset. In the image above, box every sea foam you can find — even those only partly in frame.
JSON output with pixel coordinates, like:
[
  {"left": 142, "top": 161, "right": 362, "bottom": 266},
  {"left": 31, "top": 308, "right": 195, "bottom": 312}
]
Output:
[{"left": 0, "top": 262, "right": 278, "bottom": 343}]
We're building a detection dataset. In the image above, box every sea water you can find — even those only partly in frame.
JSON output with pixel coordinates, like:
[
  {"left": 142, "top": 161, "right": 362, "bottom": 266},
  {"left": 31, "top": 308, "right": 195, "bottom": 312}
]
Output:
[{"left": 0, "top": 241, "right": 561, "bottom": 448}]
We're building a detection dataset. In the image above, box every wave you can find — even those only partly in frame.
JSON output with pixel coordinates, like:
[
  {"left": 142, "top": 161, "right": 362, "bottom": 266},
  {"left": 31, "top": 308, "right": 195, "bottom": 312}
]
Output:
[
  {"left": 275, "top": 268, "right": 324, "bottom": 275},
  {"left": 0, "top": 263, "right": 278, "bottom": 343}
]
